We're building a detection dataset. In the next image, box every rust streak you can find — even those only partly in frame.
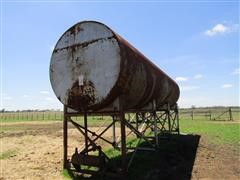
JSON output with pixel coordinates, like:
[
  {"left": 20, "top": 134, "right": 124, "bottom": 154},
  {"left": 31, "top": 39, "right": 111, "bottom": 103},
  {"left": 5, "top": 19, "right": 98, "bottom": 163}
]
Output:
[{"left": 54, "top": 36, "right": 115, "bottom": 53}]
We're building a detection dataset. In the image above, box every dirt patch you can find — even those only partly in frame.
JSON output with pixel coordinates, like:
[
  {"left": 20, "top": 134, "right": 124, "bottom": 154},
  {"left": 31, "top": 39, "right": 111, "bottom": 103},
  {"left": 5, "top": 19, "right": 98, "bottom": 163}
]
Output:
[
  {"left": 0, "top": 122, "right": 239, "bottom": 179},
  {"left": 191, "top": 135, "right": 239, "bottom": 179}
]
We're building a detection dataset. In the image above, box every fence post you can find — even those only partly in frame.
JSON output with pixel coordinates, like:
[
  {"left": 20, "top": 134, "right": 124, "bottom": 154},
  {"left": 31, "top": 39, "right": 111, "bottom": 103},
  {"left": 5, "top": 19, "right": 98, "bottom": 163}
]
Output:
[
  {"left": 191, "top": 109, "right": 194, "bottom": 120},
  {"left": 209, "top": 110, "right": 212, "bottom": 120},
  {"left": 229, "top": 108, "right": 233, "bottom": 121}
]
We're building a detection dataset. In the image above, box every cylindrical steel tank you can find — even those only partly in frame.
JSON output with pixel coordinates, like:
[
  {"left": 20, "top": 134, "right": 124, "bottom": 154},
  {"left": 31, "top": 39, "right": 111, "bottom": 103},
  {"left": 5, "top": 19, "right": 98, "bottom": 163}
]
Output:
[{"left": 50, "top": 21, "right": 180, "bottom": 111}]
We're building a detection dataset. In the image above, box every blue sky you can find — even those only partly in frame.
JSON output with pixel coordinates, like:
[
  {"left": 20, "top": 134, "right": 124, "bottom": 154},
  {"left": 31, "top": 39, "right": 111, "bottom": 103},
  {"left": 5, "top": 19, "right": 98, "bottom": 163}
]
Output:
[{"left": 0, "top": 1, "right": 239, "bottom": 110}]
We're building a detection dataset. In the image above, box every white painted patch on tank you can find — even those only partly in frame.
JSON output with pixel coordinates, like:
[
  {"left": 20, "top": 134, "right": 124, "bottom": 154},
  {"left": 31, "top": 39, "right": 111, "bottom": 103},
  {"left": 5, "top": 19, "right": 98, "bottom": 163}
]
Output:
[
  {"left": 50, "top": 22, "right": 121, "bottom": 107},
  {"left": 50, "top": 49, "right": 75, "bottom": 104},
  {"left": 78, "top": 75, "right": 84, "bottom": 86},
  {"left": 72, "top": 38, "right": 121, "bottom": 103}
]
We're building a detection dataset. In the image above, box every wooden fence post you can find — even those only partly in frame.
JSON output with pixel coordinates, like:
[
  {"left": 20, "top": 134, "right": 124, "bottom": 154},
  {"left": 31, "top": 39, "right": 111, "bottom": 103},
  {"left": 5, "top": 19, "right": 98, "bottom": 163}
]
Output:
[
  {"left": 191, "top": 109, "right": 194, "bottom": 120},
  {"left": 229, "top": 108, "right": 233, "bottom": 121}
]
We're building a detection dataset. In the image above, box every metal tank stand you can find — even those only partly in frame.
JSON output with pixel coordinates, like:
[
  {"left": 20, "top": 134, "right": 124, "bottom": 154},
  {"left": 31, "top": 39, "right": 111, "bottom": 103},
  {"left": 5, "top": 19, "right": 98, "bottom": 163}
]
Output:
[
  {"left": 155, "top": 103, "right": 179, "bottom": 134},
  {"left": 62, "top": 102, "right": 179, "bottom": 177},
  {"left": 62, "top": 104, "right": 128, "bottom": 177},
  {"left": 121, "top": 102, "right": 179, "bottom": 169}
]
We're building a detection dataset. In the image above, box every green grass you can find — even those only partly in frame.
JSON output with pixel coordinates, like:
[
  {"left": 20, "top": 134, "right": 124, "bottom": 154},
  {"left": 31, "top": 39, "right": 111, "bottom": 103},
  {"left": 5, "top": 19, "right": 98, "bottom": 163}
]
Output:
[
  {"left": 0, "top": 126, "right": 17, "bottom": 132},
  {"left": 0, "top": 150, "right": 18, "bottom": 160},
  {"left": 105, "top": 147, "right": 121, "bottom": 158},
  {"left": 180, "top": 119, "right": 240, "bottom": 146},
  {"left": 62, "top": 169, "right": 73, "bottom": 179}
]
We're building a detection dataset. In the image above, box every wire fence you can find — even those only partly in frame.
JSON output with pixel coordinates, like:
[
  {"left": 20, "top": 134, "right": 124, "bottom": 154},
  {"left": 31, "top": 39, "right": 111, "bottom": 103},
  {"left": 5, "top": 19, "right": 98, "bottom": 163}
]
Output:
[
  {"left": 179, "top": 107, "right": 240, "bottom": 121},
  {"left": 0, "top": 111, "right": 64, "bottom": 121},
  {"left": 0, "top": 107, "right": 239, "bottom": 122}
]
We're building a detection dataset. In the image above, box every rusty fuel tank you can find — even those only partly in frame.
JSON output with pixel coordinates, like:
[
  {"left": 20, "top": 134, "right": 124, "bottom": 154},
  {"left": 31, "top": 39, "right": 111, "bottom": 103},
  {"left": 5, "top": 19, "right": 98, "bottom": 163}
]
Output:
[{"left": 50, "top": 21, "right": 180, "bottom": 111}]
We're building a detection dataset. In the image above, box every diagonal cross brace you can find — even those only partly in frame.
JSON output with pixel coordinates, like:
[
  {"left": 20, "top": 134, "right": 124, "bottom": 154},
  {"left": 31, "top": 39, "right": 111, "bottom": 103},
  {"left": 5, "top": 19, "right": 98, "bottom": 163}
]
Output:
[
  {"left": 124, "top": 119, "right": 155, "bottom": 148},
  {"left": 69, "top": 118, "right": 114, "bottom": 146}
]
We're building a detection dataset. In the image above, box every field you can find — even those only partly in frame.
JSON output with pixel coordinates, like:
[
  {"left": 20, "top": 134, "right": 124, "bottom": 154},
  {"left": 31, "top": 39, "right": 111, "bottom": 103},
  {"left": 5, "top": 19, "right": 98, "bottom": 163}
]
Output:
[{"left": 0, "top": 107, "right": 239, "bottom": 179}]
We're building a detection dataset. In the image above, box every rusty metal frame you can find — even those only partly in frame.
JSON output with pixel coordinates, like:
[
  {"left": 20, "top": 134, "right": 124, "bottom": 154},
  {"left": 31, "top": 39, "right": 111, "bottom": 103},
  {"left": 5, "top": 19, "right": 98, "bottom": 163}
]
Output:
[{"left": 62, "top": 101, "right": 179, "bottom": 177}]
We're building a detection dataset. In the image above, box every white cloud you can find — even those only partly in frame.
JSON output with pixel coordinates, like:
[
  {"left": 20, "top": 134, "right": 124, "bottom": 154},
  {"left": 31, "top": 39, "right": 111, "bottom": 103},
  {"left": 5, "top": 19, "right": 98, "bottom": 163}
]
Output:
[
  {"left": 180, "top": 85, "right": 199, "bottom": 91},
  {"left": 205, "top": 24, "right": 228, "bottom": 36},
  {"left": 193, "top": 74, "right": 203, "bottom": 79},
  {"left": 221, "top": 84, "right": 233, "bottom": 88},
  {"left": 205, "top": 23, "right": 239, "bottom": 36},
  {"left": 232, "top": 68, "right": 240, "bottom": 75},
  {"left": 40, "top": 91, "right": 49, "bottom": 94},
  {"left": 23, "top": 95, "right": 29, "bottom": 98},
  {"left": 175, "top": 76, "right": 188, "bottom": 82}
]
